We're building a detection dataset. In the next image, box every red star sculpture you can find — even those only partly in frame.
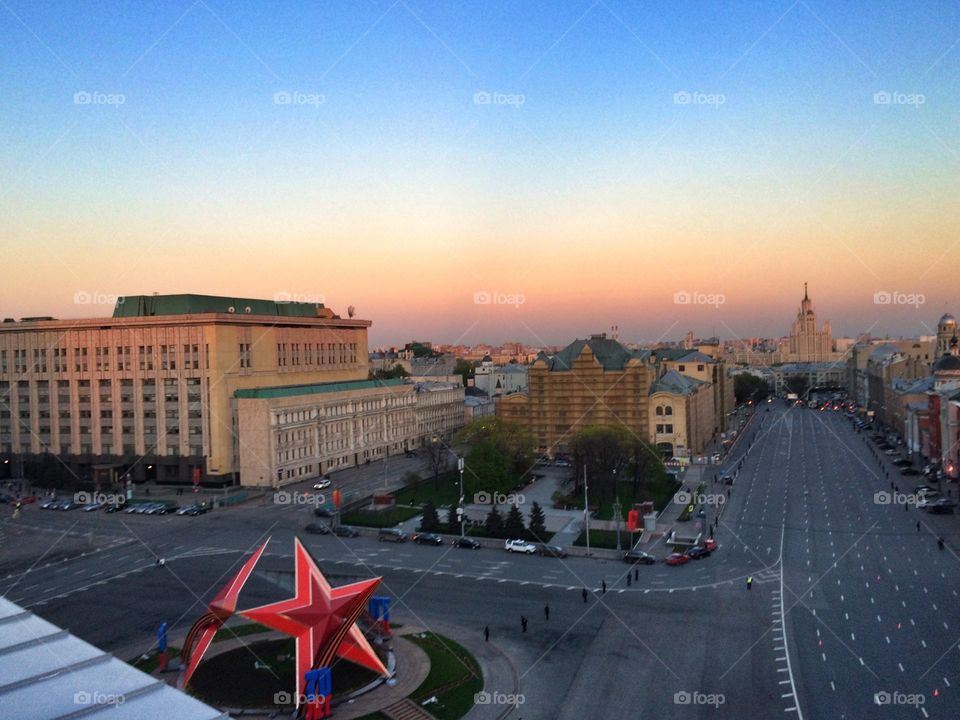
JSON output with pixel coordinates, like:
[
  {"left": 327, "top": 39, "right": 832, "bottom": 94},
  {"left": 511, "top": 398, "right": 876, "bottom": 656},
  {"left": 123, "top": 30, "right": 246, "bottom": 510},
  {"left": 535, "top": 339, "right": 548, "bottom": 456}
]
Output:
[
  {"left": 181, "top": 538, "right": 270, "bottom": 688},
  {"left": 239, "top": 538, "right": 387, "bottom": 703}
]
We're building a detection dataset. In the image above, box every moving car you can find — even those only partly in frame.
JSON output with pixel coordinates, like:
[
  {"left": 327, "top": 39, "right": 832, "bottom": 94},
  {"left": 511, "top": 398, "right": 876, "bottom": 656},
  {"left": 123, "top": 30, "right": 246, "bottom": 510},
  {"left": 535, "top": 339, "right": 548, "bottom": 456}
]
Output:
[
  {"left": 665, "top": 553, "right": 690, "bottom": 566},
  {"left": 412, "top": 532, "right": 443, "bottom": 545},
  {"left": 377, "top": 528, "right": 408, "bottom": 543},
  {"left": 333, "top": 525, "right": 360, "bottom": 538},
  {"left": 622, "top": 549, "right": 656, "bottom": 564},
  {"left": 305, "top": 522, "right": 331, "bottom": 535},
  {"left": 455, "top": 537, "right": 481, "bottom": 549},
  {"left": 505, "top": 539, "right": 537, "bottom": 554},
  {"left": 313, "top": 478, "right": 331, "bottom": 490},
  {"left": 539, "top": 544, "right": 568, "bottom": 558},
  {"left": 685, "top": 546, "right": 711, "bottom": 560}
]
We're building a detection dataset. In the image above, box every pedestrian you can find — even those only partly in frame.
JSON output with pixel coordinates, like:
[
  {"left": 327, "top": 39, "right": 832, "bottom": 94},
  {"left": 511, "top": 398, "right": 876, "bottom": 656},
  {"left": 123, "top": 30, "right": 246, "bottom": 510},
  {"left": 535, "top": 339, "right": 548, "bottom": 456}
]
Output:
[
  {"left": 938, "top": 537, "right": 945, "bottom": 551},
  {"left": 916, "top": 521, "right": 920, "bottom": 532},
  {"left": 746, "top": 576, "right": 753, "bottom": 590},
  {"left": 582, "top": 588, "right": 588, "bottom": 603},
  {"left": 484, "top": 625, "right": 489, "bottom": 642},
  {"left": 544, "top": 604, "right": 550, "bottom": 621},
  {"left": 627, "top": 573, "right": 631, "bottom": 587},
  {"left": 521, "top": 616, "right": 527, "bottom": 633},
  {"left": 602, "top": 580, "right": 606, "bottom": 594}
]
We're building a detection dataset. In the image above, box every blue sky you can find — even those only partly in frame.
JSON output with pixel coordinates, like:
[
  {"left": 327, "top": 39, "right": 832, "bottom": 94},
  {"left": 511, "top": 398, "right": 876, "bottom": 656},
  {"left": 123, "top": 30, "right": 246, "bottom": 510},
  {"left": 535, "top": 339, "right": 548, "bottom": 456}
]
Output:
[{"left": 1, "top": 0, "right": 958, "bottom": 345}]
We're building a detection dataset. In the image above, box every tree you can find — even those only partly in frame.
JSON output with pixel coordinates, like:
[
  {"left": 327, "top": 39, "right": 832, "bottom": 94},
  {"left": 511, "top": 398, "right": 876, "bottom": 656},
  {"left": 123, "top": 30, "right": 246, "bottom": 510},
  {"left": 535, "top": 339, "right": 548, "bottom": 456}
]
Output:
[
  {"left": 504, "top": 504, "right": 526, "bottom": 538},
  {"left": 572, "top": 425, "right": 633, "bottom": 503},
  {"left": 484, "top": 505, "right": 504, "bottom": 536},
  {"left": 420, "top": 500, "right": 440, "bottom": 532},
  {"left": 445, "top": 505, "right": 460, "bottom": 533},
  {"left": 455, "top": 417, "right": 536, "bottom": 496},
  {"left": 734, "top": 373, "right": 770, "bottom": 404},
  {"left": 402, "top": 471, "right": 422, "bottom": 488},
  {"left": 528, "top": 501, "right": 547, "bottom": 540},
  {"left": 453, "top": 359, "right": 476, "bottom": 387}
]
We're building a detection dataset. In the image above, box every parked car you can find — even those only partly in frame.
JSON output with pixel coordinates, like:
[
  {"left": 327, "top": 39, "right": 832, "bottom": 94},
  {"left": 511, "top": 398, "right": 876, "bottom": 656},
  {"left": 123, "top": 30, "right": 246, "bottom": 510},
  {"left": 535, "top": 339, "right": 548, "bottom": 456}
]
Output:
[
  {"left": 104, "top": 503, "right": 123, "bottom": 513},
  {"left": 145, "top": 504, "right": 171, "bottom": 515},
  {"left": 505, "top": 539, "right": 537, "bottom": 554},
  {"left": 40, "top": 498, "right": 62, "bottom": 509},
  {"left": 314, "top": 507, "right": 335, "bottom": 518},
  {"left": 685, "top": 546, "right": 711, "bottom": 560},
  {"left": 665, "top": 553, "right": 690, "bottom": 566},
  {"left": 333, "top": 525, "right": 360, "bottom": 538},
  {"left": 622, "top": 549, "right": 656, "bottom": 565},
  {"left": 305, "top": 522, "right": 331, "bottom": 535},
  {"left": 538, "top": 544, "right": 568, "bottom": 558},
  {"left": 377, "top": 528, "right": 408, "bottom": 543},
  {"left": 927, "top": 499, "right": 957, "bottom": 514},
  {"left": 455, "top": 537, "right": 482, "bottom": 549},
  {"left": 81, "top": 502, "right": 105, "bottom": 512},
  {"left": 58, "top": 500, "right": 80, "bottom": 511},
  {"left": 412, "top": 532, "right": 443, "bottom": 545},
  {"left": 313, "top": 478, "right": 331, "bottom": 490},
  {"left": 702, "top": 538, "right": 718, "bottom": 552},
  {"left": 123, "top": 503, "right": 141, "bottom": 513},
  {"left": 900, "top": 467, "right": 921, "bottom": 476}
]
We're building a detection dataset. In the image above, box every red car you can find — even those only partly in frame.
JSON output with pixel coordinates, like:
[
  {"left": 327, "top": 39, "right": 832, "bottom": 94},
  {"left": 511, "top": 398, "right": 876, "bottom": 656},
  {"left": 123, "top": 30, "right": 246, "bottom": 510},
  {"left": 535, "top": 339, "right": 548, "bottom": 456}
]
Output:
[
  {"left": 665, "top": 553, "right": 690, "bottom": 566},
  {"left": 703, "top": 538, "right": 717, "bottom": 552}
]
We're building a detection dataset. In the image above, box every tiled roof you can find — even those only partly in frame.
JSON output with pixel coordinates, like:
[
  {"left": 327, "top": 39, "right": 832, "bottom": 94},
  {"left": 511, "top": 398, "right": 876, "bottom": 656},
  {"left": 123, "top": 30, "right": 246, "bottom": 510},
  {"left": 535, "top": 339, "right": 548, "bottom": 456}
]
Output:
[
  {"left": 540, "top": 337, "right": 650, "bottom": 372},
  {"left": 649, "top": 369, "right": 707, "bottom": 396}
]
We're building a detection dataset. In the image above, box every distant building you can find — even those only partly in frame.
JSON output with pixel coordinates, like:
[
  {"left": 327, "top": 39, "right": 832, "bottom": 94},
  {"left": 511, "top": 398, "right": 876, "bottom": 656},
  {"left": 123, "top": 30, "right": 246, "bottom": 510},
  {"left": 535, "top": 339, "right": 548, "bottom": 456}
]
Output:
[
  {"left": 473, "top": 357, "right": 528, "bottom": 397},
  {"left": 788, "top": 283, "right": 838, "bottom": 362},
  {"left": 496, "top": 333, "right": 734, "bottom": 458},
  {"left": 464, "top": 395, "right": 495, "bottom": 422}
]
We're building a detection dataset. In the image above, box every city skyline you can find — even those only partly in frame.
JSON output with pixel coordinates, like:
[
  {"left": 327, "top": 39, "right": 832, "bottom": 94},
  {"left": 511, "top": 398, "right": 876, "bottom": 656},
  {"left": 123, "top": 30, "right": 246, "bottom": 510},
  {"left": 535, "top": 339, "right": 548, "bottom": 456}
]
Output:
[{"left": 2, "top": 0, "right": 958, "bottom": 346}]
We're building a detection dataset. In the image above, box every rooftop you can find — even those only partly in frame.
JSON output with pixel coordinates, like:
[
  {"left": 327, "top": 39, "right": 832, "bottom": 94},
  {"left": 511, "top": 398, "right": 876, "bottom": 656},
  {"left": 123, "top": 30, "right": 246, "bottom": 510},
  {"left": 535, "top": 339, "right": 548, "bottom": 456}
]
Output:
[
  {"left": 650, "top": 369, "right": 708, "bottom": 396},
  {"left": 113, "top": 293, "right": 329, "bottom": 319},
  {"left": 536, "top": 336, "right": 650, "bottom": 372},
  {"left": 235, "top": 378, "right": 407, "bottom": 400}
]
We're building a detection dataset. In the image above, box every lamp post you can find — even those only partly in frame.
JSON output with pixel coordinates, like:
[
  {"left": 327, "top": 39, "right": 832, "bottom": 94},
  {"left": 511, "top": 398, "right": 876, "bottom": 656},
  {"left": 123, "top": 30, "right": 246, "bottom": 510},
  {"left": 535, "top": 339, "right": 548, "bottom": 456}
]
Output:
[
  {"left": 457, "top": 455, "right": 465, "bottom": 538},
  {"left": 612, "top": 496, "right": 622, "bottom": 552},
  {"left": 583, "top": 464, "right": 590, "bottom": 556},
  {"left": 431, "top": 435, "right": 439, "bottom": 489}
]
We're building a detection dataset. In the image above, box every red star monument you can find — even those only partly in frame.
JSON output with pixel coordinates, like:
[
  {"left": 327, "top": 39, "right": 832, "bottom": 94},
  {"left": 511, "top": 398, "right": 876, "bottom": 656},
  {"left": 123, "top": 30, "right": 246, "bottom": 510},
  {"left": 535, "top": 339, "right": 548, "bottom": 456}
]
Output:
[{"left": 239, "top": 537, "right": 388, "bottom": 702}]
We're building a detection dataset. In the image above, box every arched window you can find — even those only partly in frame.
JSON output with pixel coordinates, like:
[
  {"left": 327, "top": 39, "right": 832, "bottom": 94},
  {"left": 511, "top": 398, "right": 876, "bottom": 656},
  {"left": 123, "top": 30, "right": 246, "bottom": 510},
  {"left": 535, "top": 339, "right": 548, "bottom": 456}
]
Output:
[
  {"left": 655, "top": 406, "right": 663, "bottom": 416},
  {"left": 665, "top": 406, "right": 673, "bottom": 416}
]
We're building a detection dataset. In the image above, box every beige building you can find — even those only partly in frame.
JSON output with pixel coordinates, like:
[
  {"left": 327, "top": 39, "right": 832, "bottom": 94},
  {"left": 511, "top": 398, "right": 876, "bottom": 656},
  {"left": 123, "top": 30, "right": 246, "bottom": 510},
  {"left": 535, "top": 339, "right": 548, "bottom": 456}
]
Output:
[
  {"left": 496, "top": 334, "right": 730, "bottom": 458},
  {"left": 0, "top": 293, "right": 465, "bottom": 488}
]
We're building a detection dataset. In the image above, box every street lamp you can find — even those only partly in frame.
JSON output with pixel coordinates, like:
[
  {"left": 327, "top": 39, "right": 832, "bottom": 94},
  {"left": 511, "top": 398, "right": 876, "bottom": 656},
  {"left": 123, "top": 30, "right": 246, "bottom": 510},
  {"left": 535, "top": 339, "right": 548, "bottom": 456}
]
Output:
[
  {"left": 457, "top": 455, "right": 465, "bottom": 538},
  {"left": 612, "top": 496, "right": 622, "bottom": 552}
]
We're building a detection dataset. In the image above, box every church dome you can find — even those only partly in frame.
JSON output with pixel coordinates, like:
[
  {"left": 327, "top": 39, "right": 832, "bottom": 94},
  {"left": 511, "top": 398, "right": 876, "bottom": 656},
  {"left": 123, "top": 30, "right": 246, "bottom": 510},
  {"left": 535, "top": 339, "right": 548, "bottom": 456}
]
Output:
[
  {"left": 939, "top": 313, "right": 957, "bottom": 327},
  {"left": 936, "top": 354, "right": 960, "bottom": 373}
]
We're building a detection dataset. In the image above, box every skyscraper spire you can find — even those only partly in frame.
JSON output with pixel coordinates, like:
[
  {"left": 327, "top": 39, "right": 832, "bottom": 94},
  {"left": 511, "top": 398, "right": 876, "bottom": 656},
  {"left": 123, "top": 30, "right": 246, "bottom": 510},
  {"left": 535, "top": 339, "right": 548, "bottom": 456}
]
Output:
[{"left": 803, "top": 282, "right": 808, "bottom": 301}]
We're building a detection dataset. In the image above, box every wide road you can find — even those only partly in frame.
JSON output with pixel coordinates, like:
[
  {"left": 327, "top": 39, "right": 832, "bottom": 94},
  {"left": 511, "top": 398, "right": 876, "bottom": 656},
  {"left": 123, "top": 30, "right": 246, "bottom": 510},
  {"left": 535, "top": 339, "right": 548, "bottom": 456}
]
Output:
[{"left": 2, "top": 403, "right": 958, "bottom": 718}]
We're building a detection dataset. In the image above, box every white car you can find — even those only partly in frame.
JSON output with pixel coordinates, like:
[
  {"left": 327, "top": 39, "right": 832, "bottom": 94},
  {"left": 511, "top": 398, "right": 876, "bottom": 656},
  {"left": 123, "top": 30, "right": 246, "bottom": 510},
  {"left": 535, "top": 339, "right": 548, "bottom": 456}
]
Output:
[
  {"left": 505, "top": 539, "right": 536, "bottom": 554},
  {"left": 313, "top": 478, "right": 331, "bottom": 490}
]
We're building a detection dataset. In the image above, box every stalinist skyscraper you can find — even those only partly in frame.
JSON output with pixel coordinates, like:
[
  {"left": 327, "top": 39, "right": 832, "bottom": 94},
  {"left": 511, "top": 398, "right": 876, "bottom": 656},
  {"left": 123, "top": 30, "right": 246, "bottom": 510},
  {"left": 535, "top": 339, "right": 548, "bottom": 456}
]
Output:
[{"left": 788, "top": 283, "right": 835, "bottom": 361}]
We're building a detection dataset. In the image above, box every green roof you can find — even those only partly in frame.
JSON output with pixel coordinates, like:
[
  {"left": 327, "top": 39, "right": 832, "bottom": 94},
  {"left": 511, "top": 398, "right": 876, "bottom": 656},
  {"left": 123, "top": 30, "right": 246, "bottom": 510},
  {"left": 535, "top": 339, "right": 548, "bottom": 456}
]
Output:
[
  {"left": 235, "top": 378, "right": 406, "bottom": 400},
  {"left": 538, "top": 337, "right": 650, "bottom": 372},
  {"left": 113, "top": 294, "right": 325, "bottom": 318}
]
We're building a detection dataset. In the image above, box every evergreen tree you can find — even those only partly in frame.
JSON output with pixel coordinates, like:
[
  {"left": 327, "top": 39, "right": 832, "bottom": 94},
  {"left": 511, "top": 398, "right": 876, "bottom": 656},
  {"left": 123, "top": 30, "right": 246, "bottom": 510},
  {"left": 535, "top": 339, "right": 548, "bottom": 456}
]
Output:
[
  {"left": 445, "top": 504, "right": 459, "bottom": 533},
  {"left": 504, "top": 504, "right": 526, "bottom": 538},
  {"left": 528, "top": 501, "right": 547, "bottom": 540},
  {"left": 484, "top": 505, "right": 504, "bottom": 537},
  {"left": 420, "top": 500, "right": 440, "bottom": 532}
]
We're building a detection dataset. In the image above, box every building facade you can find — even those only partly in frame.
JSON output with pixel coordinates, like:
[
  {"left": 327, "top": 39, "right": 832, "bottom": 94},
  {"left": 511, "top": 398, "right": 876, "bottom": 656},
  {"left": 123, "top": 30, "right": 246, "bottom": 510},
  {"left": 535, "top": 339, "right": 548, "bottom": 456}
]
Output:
[
  {"left": 0, "top": 294, "right": 369, "bottom": 485},
  {"left": 473, "top": 358, "right": 528, "bottom": 397}
]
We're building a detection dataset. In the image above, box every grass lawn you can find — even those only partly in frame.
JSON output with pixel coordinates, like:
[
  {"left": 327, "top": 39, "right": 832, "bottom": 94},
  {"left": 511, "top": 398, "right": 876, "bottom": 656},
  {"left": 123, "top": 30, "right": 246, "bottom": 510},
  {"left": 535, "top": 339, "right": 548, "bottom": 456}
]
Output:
[
  {"left": 189, "top": 638, "right": 381, "bottom": 708},
  {"left": 557, "top": 474, "right": 680, "bottom": 520},
  {"left": 341, "top": 506, "right": 421, "bottom": 528},
  {"left": 392, "top": 471, "right": 462, "bottom": 508},
  {"left": 213, "top": 622, "right": 272, "bottom": 642},
  {"left": 573, "top": 529, "right": 637, "bottom": 549},
  {"left": 407, "top": 632, "right": 483, "bottom": 720},
  {"left": 128, "top": 646, "right": 180, "bottom": 674}
]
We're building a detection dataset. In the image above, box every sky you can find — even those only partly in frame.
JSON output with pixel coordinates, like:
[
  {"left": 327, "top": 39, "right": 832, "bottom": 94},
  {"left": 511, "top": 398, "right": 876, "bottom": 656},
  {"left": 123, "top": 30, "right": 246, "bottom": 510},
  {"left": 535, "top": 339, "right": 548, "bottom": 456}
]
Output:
[{"left": 1, "top": 0, "right": 958, "bottom": 347}]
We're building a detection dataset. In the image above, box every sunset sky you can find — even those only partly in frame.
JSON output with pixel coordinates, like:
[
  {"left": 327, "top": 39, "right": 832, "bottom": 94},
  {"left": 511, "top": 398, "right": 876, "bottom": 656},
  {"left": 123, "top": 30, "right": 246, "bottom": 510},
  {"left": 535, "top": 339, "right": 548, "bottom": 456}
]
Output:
[{"left": 1, "top": 0, "right": 958, "bottom": 346}]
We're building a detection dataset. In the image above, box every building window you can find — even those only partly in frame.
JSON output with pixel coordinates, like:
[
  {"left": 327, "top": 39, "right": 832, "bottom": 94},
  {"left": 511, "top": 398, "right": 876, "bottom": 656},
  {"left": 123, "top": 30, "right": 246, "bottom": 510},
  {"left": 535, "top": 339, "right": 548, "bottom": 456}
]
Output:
[
  {"left": 161, "top": 345, "right": 176, "bottom": 371},
  {"left": 656, "top": 424, "right": 664, "bottom": 433},
  {"left": 665, "top": 424, "right": 673, "bottom": 433},
  {"left": 95, "top": 347, "right": 110, "bottom": 372},
  {"left": 678, "top": 364, "right": 685, "bottom": 372},
  {"left": 655, "top": 406, "right": 663, "bottom": 416},
  {"left": 14, "top": 349, "right": 28, "bottom": 374},
  {"left": 665, "top": 406, "right": 673, "bottom": 416},
  {"left": 239, "top": 343, "right": 251, "bottom": 369},
  {"left": 697, "top": 364, "right": 705, "bottom": 371}
]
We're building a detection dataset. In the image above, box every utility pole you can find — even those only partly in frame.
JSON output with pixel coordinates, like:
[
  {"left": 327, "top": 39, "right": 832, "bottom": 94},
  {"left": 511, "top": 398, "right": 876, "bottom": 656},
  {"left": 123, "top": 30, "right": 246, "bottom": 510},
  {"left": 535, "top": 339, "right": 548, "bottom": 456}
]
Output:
[
  {"left": 613, "top": 496, "right": 622, "bottom": 552},
  {"left": 458, "top": 455, "right": 465, "bottom": 538},
  {"left": 583, "top": 464, "right": 590, "bottom": 556}
]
